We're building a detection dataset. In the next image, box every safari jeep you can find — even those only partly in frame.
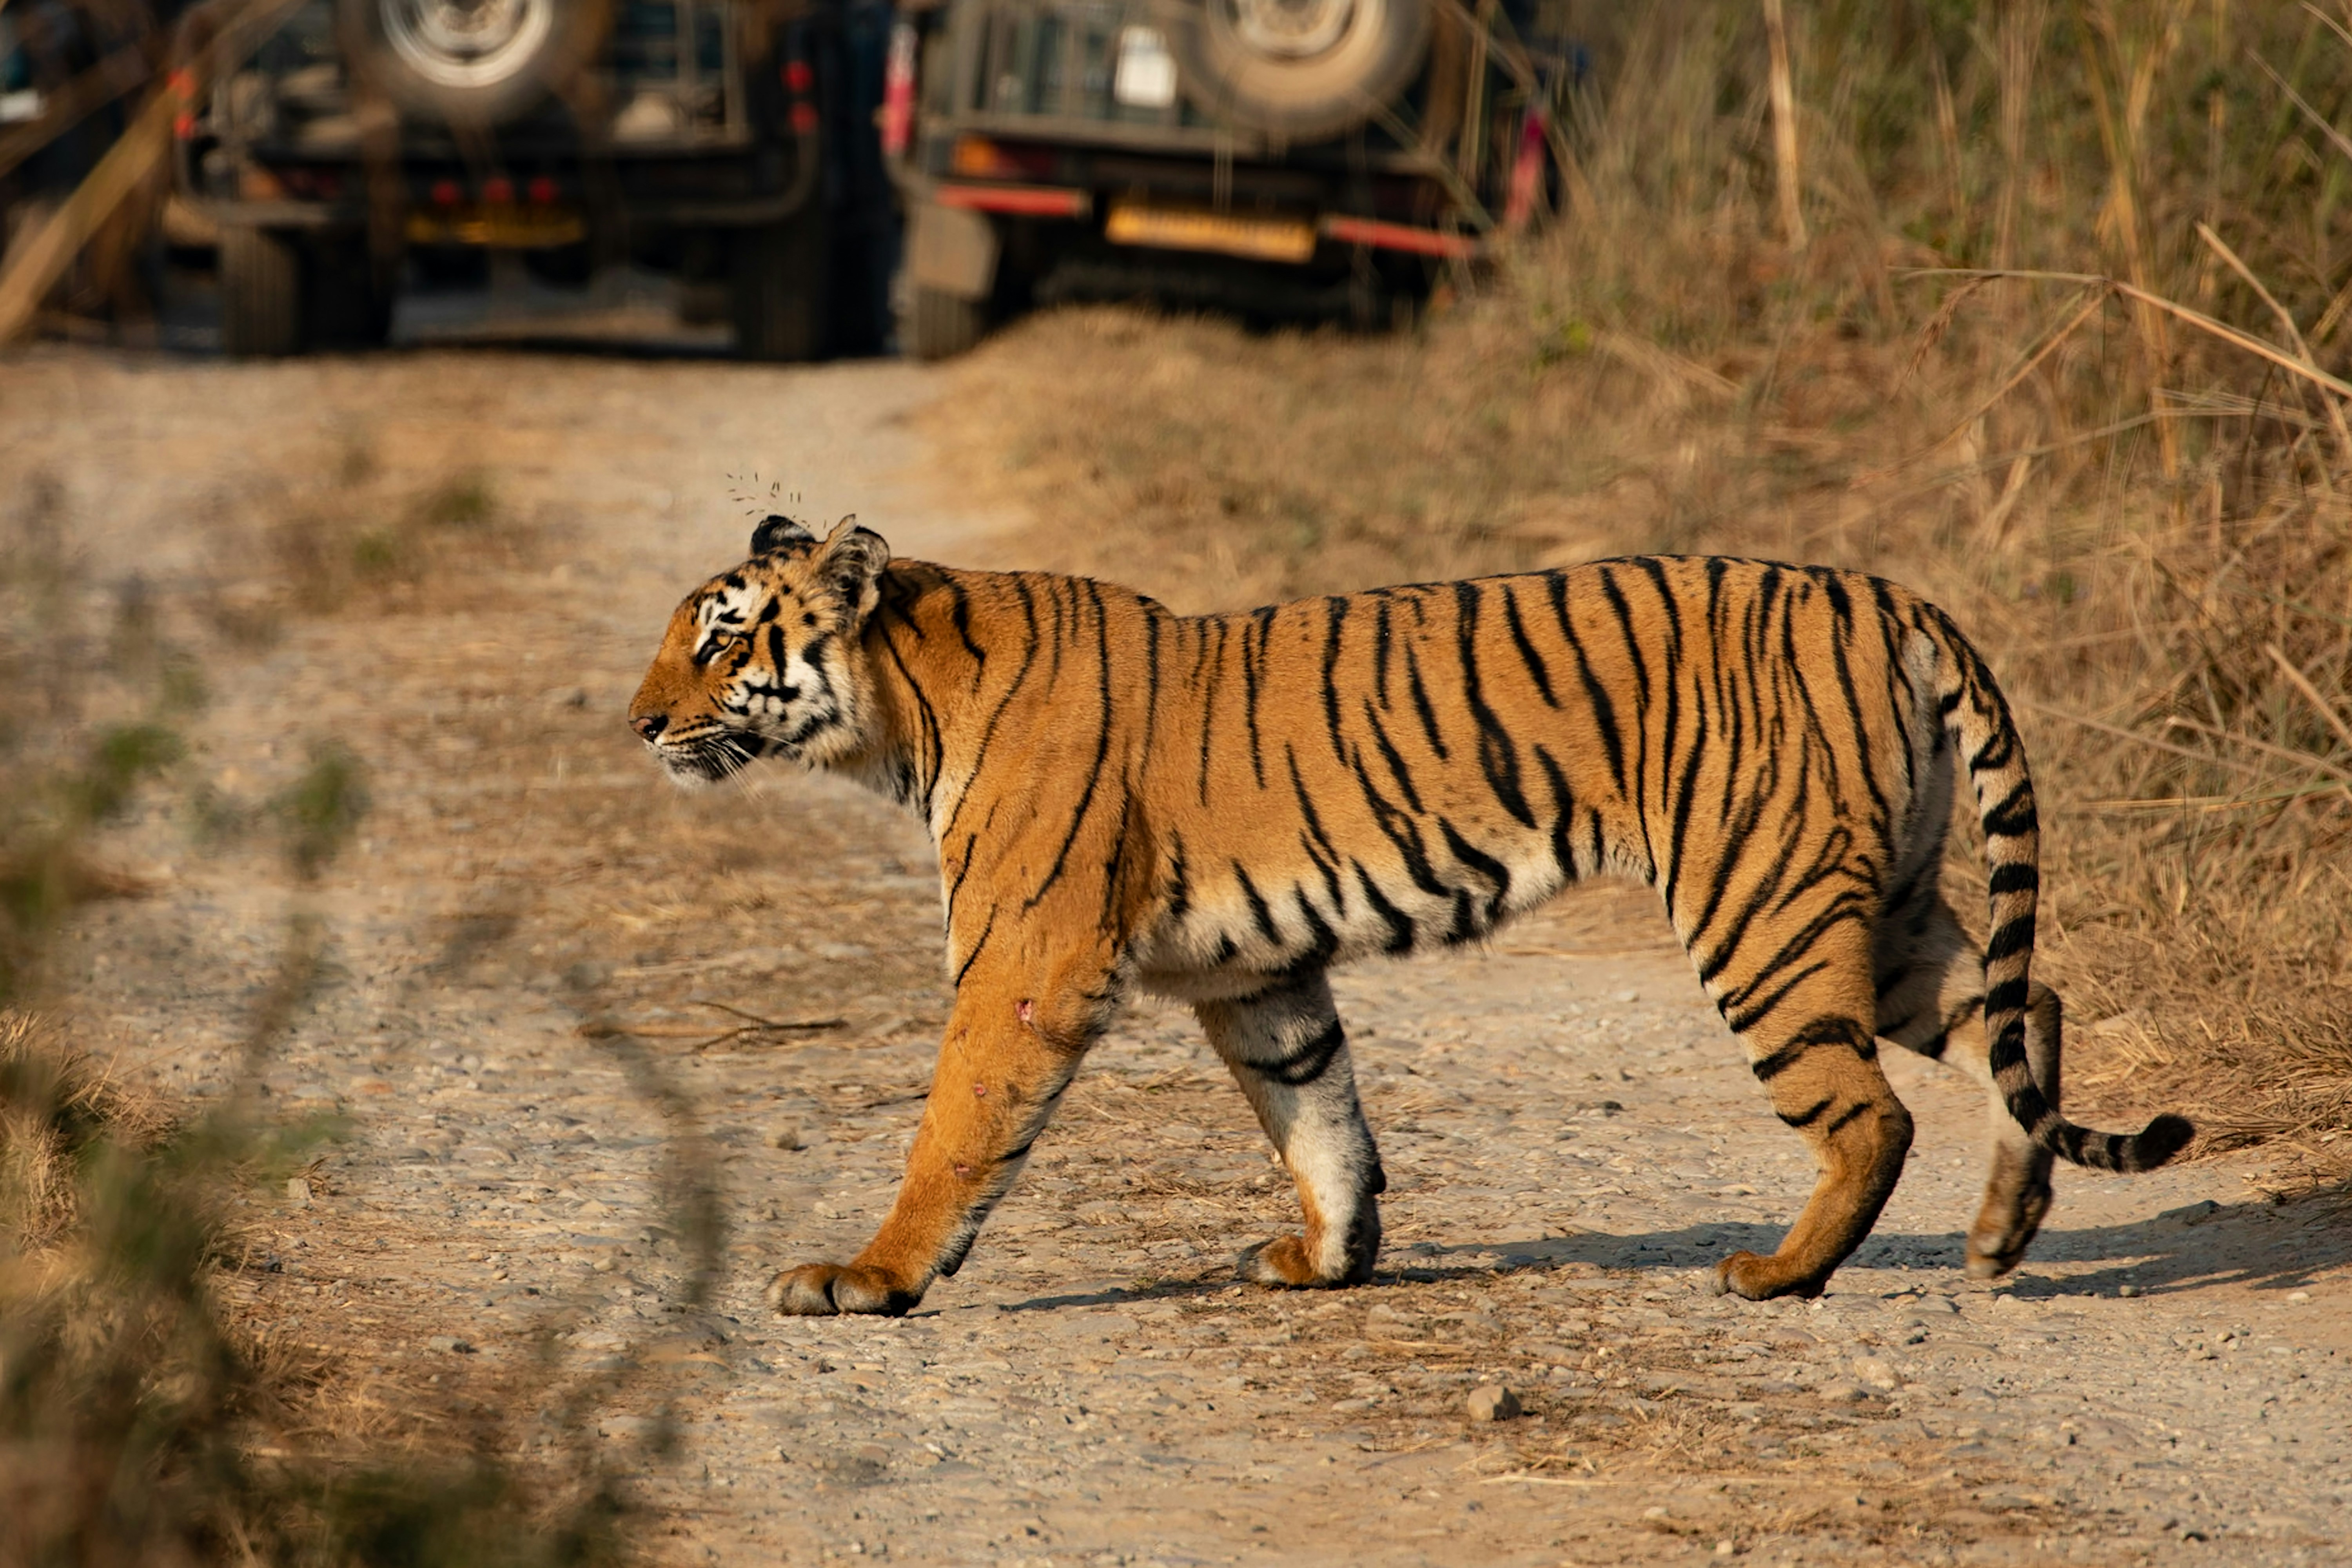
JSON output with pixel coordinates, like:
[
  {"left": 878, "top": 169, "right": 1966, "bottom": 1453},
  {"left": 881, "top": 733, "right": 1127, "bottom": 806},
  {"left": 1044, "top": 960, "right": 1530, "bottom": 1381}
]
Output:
[
  {"left": 884, "top": 0, "right": 1571, "bottom": 358},
  {"left": 176, "top": 0, "right": 895, "bottom": 359}
]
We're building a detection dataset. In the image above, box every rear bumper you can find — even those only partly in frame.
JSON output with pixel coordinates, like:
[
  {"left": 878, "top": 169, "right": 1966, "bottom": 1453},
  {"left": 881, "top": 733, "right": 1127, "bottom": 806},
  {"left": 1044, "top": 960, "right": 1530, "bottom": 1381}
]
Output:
[{"left": 930, "top": 180, "right": 1480, "bottom": 262}]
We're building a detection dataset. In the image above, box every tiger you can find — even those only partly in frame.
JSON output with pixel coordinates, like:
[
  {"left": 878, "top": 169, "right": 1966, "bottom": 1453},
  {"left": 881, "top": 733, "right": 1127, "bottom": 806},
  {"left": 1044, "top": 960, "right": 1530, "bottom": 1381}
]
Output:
[{"left": 627, "top": 514, "right": 2193, "bottom": 1315}]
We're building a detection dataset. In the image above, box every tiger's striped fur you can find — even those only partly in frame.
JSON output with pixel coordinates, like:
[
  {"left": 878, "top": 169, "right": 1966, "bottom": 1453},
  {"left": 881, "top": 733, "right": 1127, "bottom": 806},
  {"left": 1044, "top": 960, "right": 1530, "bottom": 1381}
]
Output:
[{"left": 628, "top": 516, "right": 2192, "bottom": 1313}]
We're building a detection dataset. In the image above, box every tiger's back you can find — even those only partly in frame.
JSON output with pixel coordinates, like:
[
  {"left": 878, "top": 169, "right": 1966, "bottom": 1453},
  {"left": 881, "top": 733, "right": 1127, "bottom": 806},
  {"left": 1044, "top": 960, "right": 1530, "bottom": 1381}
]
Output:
[{"left": 630, "top": 522, "right": 2189, "bottom": 1315}]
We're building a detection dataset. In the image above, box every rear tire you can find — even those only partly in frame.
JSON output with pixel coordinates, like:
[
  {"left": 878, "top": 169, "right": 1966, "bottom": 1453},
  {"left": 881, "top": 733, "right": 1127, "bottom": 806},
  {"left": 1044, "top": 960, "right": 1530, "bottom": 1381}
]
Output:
[
  {"left": 902, "top": 285, "right": 986, "bottom": 361},
  {"left": 730, "top": 215, "right": 828, "bottom": 363},
  {"left": 219, "top": 226, "right": 305, "bottom": 356}
]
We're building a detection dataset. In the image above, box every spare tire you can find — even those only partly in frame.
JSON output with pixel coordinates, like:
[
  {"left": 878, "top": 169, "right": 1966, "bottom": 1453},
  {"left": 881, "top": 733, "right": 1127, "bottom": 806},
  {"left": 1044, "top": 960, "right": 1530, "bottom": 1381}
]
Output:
[
  {"left": 1159, "top": 0, "right": 1432, "bottom": 143},
  {"left": 338, "top": 0, "right": 610, "bottom": 127}
]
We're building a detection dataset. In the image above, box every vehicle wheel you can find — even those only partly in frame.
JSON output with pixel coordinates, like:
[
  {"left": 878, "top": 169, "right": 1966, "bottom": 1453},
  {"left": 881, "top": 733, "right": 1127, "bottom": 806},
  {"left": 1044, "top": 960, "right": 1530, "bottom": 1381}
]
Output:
[
  {"left": 219, "top": 226, "right": 305, "bottom": 356},
  {"left": 902, "top": 285, "right": 986, "bottom": 361},
  {"left": 338, "top": 0, "right": 610, "bottom": 128},
  {"left": 730, "top": 214, "right": 827, "bottom": 363},
  {"left": 1161, "top": 0, "right": 1432, "bottom": 143},
  {"left": 305, "top": 234, "right": 396, "bottom": 349}
]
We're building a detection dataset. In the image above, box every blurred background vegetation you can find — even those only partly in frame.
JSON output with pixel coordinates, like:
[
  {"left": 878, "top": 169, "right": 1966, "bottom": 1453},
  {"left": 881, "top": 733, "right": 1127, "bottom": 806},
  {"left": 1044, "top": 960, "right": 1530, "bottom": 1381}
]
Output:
[{"left": 942, "top": 0, "right": 2352, "bottom": 1175}]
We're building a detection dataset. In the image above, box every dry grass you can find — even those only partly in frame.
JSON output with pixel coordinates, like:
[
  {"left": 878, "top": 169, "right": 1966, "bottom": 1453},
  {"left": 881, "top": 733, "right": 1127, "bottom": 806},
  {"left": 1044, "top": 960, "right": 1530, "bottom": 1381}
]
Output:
[
  {"left": 930, "top": 0, "right": 2352, "bottom": 1176},
  {"left": 0, "top": 1011, "right": 172, "bottom": 1256}
]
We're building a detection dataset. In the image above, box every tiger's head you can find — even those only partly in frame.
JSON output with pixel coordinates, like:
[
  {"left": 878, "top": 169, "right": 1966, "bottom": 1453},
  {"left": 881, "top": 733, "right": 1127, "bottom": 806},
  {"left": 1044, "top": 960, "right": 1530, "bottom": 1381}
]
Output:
[{"left": 628, "top": 514, "right": 892, "bottom": 784}]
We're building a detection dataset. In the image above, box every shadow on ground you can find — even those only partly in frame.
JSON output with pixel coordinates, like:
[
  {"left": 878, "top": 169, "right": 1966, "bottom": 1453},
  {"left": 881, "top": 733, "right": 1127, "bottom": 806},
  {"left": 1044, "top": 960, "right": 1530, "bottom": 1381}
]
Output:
[{"left": 974, "top": 1186, "right": 2350, "bottom": 1316}]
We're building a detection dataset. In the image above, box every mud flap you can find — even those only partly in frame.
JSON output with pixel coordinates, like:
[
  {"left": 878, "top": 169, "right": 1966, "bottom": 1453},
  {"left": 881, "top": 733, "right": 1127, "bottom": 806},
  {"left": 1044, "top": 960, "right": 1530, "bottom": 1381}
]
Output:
[{"left": 908, "top": 201, "right": 998, "bottom": 302}]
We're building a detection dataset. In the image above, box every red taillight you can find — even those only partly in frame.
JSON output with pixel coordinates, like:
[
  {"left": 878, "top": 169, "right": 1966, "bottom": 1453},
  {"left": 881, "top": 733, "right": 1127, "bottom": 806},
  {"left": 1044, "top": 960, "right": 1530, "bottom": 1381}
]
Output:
[
  {"left": 526, "top": 175, "right": 559, "bottom": 204},
  {"left": 880, "top": 22, "right": 916, "bottom": 159},
  {"left": 430, "top": 180, "right": 461, "bottom": 207},
  {"left": 784, "top": 59, "right": 814, "bottom": 94},
  {"left": 790, "top": 101, "right": 818, "bottom": 134},
  {"left": 482, "top": 176, "right": 514, "bottom": 205},
  {"left": 168, "top": 68, "right": 197, "bottom": 140}
]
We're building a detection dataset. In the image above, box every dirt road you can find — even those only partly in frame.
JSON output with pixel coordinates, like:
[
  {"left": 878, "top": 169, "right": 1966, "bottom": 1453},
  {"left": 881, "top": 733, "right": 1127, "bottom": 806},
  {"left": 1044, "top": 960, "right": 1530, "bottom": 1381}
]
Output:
[{"left": 9, "top": 338, "right": 2349, "bottom": 1566}]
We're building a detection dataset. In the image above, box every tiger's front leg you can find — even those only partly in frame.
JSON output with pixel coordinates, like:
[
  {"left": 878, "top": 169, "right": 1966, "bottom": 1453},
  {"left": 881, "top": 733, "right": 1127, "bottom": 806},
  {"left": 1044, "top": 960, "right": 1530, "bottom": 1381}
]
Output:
[
  {"left": 1198, "top": 971, "right": 1386, "bottom": 1288},
  {"left": 768, "top": 976, "right": 1095, "bottom": 1316}
]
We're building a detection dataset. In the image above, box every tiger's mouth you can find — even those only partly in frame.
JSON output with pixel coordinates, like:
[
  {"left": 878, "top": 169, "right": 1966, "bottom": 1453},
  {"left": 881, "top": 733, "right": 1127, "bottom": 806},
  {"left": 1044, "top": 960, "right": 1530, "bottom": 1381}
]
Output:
[{"left": 649, "top": 728, "right": 772, "bottom": 785}]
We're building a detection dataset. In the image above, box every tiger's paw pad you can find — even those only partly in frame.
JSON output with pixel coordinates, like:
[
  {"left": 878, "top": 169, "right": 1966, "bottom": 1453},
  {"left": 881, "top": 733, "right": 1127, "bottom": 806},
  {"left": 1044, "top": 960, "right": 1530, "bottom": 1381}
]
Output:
[
  {"left": 1238, "top": 1236, "right": 1339, "bottom": 1289},
  {"left": 766, "top": 1262, "right": 919, "bottom": 1317},
  {"left": 1711, "top": 1250, "right": 1826, "bottom": 1302}
]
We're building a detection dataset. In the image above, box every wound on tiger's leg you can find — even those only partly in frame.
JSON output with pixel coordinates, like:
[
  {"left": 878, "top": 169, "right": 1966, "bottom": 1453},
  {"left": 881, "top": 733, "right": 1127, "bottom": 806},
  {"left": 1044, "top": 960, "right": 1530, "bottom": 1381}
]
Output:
[
  {"left": 768, "top": 985, "right": 1089, "bottom": 1316},
  {"left": 1196, "top": 972, "right": 1385, "bottom": 1289}
]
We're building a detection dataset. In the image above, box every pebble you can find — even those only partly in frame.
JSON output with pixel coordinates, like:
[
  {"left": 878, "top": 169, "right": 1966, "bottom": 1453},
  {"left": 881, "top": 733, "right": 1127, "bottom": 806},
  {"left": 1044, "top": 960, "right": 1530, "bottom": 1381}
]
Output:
[
  {"left": 284, "top": 1176, "right": 312, "bottom": 1208},
  {"left": 1466, "top": 1385, "right": 1521, "bottom": 1422},
  {"left": 2118, "top": 1284, "right": 2143, "bottom": 1298},
  {"left": 1852, "top": 1357, "right": 1901, "bottom": 1391},
  {"left": 424, "top": 1335, "right": 474, "bottom": 1354}
]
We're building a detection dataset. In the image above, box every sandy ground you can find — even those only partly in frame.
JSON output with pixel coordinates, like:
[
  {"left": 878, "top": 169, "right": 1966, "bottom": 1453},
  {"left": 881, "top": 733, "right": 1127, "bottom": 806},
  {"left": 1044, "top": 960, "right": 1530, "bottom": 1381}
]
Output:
[{"left": 6, "top": 330, "right": 2350, "bottom": 1567}]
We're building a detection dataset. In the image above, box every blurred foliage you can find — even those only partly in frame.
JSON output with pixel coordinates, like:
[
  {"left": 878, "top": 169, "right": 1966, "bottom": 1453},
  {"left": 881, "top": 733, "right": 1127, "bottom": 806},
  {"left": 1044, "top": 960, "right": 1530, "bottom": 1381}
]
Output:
[{"left": 0, "top": 471, "right": 635, "bottom": 1566}]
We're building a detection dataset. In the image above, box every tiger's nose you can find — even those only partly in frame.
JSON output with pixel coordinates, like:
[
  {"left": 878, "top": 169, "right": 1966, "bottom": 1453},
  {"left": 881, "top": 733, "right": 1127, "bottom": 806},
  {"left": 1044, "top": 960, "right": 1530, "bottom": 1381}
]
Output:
[{"left": 631, "top": 713, "right": 667, "bottom": 742}]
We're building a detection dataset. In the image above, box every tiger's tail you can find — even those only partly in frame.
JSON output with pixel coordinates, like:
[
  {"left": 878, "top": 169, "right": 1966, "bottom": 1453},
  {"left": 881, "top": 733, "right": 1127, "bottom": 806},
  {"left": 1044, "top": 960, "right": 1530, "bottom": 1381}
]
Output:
[{"left": 1931, "top": 613, "right": 2195, "bottom": 1174}]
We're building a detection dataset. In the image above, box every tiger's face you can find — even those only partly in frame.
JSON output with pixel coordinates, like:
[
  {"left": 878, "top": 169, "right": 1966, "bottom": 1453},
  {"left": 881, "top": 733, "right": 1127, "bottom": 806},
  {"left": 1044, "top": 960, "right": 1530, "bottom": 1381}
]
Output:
[{"left": 628, "top": 514, "right": 892, "bottom": 784}]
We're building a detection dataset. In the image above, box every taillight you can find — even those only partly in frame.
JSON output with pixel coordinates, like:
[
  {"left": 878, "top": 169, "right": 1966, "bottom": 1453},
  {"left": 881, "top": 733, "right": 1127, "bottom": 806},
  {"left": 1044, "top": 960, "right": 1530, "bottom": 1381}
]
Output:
[
  {"left": 949, "top": 136, "right": 1053, "bottom": 180},
  {"left": 430, "top": 179, "right": 461, "bottom": 207},
  {"left": 881, "top": 22, "right": 916, "bottom": 159},
  {"left": 482, "top": 176, "right": 514, "bottom": 205},
  {"left": 781, "top": 44, "right": 817, "bottom": 138}
]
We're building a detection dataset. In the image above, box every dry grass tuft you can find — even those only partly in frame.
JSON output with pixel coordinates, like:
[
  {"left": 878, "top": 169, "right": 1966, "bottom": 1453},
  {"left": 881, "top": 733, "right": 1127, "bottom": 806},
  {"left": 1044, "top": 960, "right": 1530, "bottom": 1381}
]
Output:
[
  {"left": 0, "top": 1011, "right": 171, "bottom": 1257},
  {"left": 930, "top": 0, "right": 2352, "bottom": 1176}
]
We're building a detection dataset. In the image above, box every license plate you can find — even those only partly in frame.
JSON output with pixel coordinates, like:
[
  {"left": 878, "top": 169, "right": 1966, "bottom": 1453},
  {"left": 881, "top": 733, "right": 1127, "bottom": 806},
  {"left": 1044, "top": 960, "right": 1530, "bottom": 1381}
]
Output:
[
  {"left": 405, "top": 204, "right": 584, "bottom": 248},
  {"left": 1104, "top": 201, "right": 1316, "bottom": 264}
]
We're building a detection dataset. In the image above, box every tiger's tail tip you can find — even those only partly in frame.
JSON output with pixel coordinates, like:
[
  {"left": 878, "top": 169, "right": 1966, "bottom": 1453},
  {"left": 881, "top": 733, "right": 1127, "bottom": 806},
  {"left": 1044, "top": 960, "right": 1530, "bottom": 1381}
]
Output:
[
  {"left": 2043, "top": 1109, "right": 2196, "bottom": 1172},
  {"left": 2129, "top": 1112, "right": 2196, "bottom": 1172}
]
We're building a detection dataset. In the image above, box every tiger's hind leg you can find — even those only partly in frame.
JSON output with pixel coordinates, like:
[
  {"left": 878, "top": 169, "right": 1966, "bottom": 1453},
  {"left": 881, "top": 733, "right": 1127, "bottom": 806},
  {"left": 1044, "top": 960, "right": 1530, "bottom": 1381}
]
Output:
[
  {"left": 1874, "top": 891, "right": 2061, "bottom": 1279},
  {"left": 1711, "top": 923, "right": 1915, "bottom": 1301},
  {"left": 1196, "top": 971, "right": 1385, "bottom": 1289}
]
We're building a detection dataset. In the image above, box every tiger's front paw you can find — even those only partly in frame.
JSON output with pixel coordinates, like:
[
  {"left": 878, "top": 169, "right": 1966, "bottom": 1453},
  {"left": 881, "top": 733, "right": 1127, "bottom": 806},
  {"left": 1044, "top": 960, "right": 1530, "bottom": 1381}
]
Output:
[
  {"left": 766, "top": 1262, "right": 922, "bottom": 1317},
  {"left": 1710, "top": 1249, "right": 1827, "bottom": 1302}
]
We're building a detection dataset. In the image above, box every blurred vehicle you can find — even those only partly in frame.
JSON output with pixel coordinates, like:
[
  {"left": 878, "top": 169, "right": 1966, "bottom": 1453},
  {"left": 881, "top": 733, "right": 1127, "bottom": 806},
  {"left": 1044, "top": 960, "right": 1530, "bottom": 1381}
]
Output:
[
  {"left": 175, "top": 0, "right": 897, "bottom": 358},
  {"left": 885, "top": 0, "right": 1572, "bottom": 358}
]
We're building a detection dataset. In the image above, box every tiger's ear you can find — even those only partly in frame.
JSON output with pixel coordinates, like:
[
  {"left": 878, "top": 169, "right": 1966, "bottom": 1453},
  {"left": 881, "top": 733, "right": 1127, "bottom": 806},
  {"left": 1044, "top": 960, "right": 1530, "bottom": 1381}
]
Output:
[
  {"left": 750, "top": 514, "right": 815, "bottom": 555},
  {"left": 815, "top": 515, "right": 891, "bottom": 621}
]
